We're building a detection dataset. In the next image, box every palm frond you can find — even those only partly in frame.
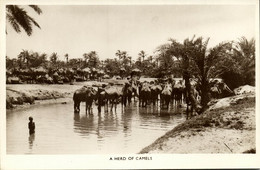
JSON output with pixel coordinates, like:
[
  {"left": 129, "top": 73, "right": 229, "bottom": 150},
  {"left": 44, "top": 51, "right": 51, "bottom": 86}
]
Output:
[
  {"left": 6, "top": 13, "right": 21, "bottom": 33},
  {"left": 28, "top": 15, "right": 41, "bottom": 28},
  {"left": 6, "top": 5, "right": 41, "bottom": 36},
  {"left": 29, "top": 5, "right": 42, "bottom": 15},
  {"left": 8, "top": 5, "right": 33, "bottom": 35}
]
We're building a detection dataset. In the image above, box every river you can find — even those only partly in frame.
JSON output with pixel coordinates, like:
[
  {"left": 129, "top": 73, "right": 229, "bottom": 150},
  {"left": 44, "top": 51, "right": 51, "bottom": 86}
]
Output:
[{"left": 7, "top": 101, "right": 185, "bottom": 154}]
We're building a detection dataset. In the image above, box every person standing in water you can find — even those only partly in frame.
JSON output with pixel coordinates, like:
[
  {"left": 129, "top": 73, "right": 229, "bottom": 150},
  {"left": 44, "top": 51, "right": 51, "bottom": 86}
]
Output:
[{"left": 28, "top": 117, "right": 35, "bottom": 135}]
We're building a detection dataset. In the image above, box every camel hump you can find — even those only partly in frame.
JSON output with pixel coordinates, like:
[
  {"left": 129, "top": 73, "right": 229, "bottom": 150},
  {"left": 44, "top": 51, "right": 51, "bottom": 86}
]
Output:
[{"left": 105, "top": 86, "right": 119, "bottom": 94}]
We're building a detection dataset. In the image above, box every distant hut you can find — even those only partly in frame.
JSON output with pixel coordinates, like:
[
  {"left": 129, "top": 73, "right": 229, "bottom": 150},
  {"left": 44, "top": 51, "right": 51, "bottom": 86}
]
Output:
[
  {"left": 103, "top": 74, "right": 110, "bottom": 79},
  {"left": 8, "top": 76, "right": 21, "bottom": 84},
  {"left": 34, "top": 67, "right": 47, "bottom": 75},
  {"left": 82, "top": 67, "right": 91, "bottom": 80},
  {"left": 97, "top": 70, "right": 105, "bottom": 82},
  {"left": 91, "top": 68, "right": 98, "bottom": 80},
  {"left": 53, "top": 72, "right": 63, "bottom": 84},
  {"left": 131, "top": 68, "right": 141, "bottom": 82}
]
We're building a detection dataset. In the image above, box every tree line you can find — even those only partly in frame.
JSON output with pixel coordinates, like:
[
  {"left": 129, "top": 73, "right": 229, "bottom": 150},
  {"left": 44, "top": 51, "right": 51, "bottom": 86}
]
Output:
[
  {"left": 7, "top": 36, "right": 255, "bottom": 84},
  {"left": 6, "top": 5, "right": 255, "bottom": 90},
  {"left": 6, "top": 49, "right": 156, "bottom": 78}
]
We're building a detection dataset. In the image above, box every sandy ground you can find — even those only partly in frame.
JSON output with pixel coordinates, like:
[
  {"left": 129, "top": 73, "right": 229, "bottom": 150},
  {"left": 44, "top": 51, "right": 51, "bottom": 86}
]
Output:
[
  {"left": 140, "top": 92, "right": 256, "bottom": 154},
  {"left": 144, "top": 128, "right": 255, "bottom": 153}
]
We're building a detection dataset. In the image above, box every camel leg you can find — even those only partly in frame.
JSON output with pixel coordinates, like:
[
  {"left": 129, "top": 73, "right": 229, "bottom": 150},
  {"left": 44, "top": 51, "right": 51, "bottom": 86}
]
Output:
[
  {"left": 86, "top": 105, "right": 89, "bottom": 114},
  {"left": 128, "top": 95, "right": 132, "bottom": 105},
  {"left": 115, "top": 101, "right": 117, "bottom": 112},
  {"left": 88, "top": 106, "right": 90, "bottom": 114},
  {"left": 121, "top": 96, "right": 124, "bottom": 107},
  {"left": 74, "top": 102, "right": 77, "bottom": 112},
  {"left": 111, "top": 100, "right": 113, "bottom": 111},
  {"left": 105, "top": 99, "right": 109, "bottom": 112},
  {"left": 77, "top": 102, "right": 80, "bottom": 112},
  {"left": 74, "top": 101, "right": 80, "bottom": 112},
  {"left": 98, "top": 105, "right": 101, "bottom": 113},
  {"left": 124, "top": 96, "right": 127, "bottom": 107}
]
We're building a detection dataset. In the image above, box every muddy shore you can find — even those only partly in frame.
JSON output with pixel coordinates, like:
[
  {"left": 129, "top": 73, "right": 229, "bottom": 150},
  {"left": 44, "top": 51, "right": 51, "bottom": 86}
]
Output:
[{"left": 6, "top": 81, "right": 105, "bottom": 109}]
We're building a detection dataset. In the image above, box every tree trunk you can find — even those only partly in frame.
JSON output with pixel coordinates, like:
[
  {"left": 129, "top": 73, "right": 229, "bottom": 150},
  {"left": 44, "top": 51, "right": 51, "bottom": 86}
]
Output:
[{"left": 200, "top": 76, "right": 210, "bottom": 112}]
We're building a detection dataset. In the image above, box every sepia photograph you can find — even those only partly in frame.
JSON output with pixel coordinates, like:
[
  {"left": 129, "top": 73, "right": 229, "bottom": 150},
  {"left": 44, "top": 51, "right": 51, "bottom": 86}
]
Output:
[{"left": 1, "top": 0, "right": 259, "bottom": 169}]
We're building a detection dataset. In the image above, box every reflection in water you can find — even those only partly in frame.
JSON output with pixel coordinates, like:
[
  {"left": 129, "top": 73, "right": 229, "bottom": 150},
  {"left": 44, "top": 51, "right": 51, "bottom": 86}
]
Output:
[
  {"left": 73, "top": 108, "right": 121, "bottom": 139},
  {"left": 28, "top": 134, "right": 35, "bottom": 150},
  {"left": 73, "top": 113, "right": 95, "bottom": 137},
  {"left": 74, "top": 113, "right": 80, "bottom": 122},
  {"left": 79, "top": 103, "right": 179, "bottom": 131},
  {"left": 121, "top": 106, "right": 134, "bottom": 137},
  {"left": 7, "top": 100, "right": 186, "bottom": 154},
  {"left": 97, "top": 114, "right": 103, "bottom": 140},
  {"left": 73, "top": 102, "right": 185, "bottom": 139}
]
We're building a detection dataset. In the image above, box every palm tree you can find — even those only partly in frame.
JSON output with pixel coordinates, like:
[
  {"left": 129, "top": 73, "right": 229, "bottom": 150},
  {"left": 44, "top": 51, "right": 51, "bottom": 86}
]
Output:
[
  {"left": 6, "top": 5, "right": 42, "bottom": 36},
  {"left": 234, "top": 37, "right": 255, "bottom": 60},
  {"left": 83, "top": 53, "right": 89, "bottom": 67},
  {"left": 39, "top": 53, "right": 47, "bottom": 67},
  {"left": 121, "top": 51, "right": 130, "bottom": 66},
  {"left": 233, "top": 37, "right": 255, "bottom": 85},
  {"left": 87, "top": 51, "right": 99, "bottom": 68},
  {"left": 17, "top": 49, "right": 30, "bottom": 68},
  {"left": 148, "top": 55, "right": 153, "bottom": 63},
  {"left": 211, "top": 37, "right": 255, "bottom": 88},
  {"left": 129, "top": 56, "right": 132, "bottom": 66},
  {"left": 64, "top": 53, "right": 69, "bottom": 63},
  {"left": 164, "top": 36, "right": 232, "bottom": 113},
  {"left": 27, "top": 52, "right": 47, "bottom": 68},
  {"left": 115, "top": 50, "right": 122, "bottom": 60},
  {"left": 138, "top": 50, "right": 147, "bottom": 62},
  {"left": 115, "top": 50, "right": 130, "bottom": 68},
  {"left": 50, "top": 53, "right": 58, "bottom": 68}
]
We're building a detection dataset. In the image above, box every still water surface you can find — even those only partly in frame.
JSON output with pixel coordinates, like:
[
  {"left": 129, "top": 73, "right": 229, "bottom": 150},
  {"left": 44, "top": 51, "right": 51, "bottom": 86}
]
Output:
[{"left": 7, "top": 102, "right": 185, "bottom": 154}]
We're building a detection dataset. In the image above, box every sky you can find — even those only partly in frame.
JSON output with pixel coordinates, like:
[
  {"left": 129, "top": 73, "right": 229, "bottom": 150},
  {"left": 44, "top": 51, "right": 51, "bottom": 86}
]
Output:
[{"left": 6, "top": 4, "right": 257, "bottom": 61}]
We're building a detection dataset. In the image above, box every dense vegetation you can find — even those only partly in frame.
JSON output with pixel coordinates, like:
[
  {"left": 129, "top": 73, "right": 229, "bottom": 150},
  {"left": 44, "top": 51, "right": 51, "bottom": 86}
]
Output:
[{"left": 6, "top": 36, "right": 255, "bottom": 83}]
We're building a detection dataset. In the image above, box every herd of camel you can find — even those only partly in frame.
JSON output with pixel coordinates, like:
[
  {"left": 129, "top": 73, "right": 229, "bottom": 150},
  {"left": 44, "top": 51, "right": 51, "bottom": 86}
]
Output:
[{"left": 73, "top": 78, "right": 234, "bottom": 118}]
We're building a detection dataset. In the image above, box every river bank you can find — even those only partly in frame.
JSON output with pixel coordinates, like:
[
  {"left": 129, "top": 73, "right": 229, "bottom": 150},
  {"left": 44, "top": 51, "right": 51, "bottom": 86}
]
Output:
[
  {"left": 139, "top": 92, "right": 256, "bottom": 154},
  {"left": 6, "top": 82, "right": 101, "bottom": 109},
  {"left": 6, "top": 83, "right": 256, "bottom": 154},
  {"left": 6, "top": 80, "right": 126, "bottom": 109}
]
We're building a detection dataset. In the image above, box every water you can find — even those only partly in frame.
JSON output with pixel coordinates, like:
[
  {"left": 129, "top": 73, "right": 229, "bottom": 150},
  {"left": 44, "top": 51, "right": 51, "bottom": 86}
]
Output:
[{"left": 7, "top": 101, "right": 186, "bottom": 154}]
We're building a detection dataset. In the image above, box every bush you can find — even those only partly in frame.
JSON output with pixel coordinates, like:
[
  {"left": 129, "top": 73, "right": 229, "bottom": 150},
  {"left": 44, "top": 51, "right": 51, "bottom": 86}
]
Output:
[{"left": 221, "top": 71, "right": 244, "bottom": 90}]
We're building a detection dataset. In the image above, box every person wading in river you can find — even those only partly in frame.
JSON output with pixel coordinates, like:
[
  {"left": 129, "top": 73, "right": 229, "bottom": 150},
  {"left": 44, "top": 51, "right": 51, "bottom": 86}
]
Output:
[{"left": 28, "top": 117, "right": 35, "bottom": 135}]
